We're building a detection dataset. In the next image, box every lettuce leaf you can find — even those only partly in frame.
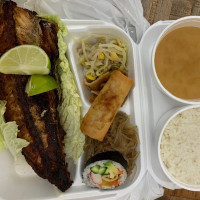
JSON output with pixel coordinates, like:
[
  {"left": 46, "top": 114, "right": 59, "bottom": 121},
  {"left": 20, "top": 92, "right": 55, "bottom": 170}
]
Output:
[
  {"left": 0, "top": 101, "right": 29, "bottom": 159},
  {"left": 0, "top": 101, "right": 7, "bottom": 152},
  {"left": 40, "top": 15, "right": 85, "bottom": 163}
]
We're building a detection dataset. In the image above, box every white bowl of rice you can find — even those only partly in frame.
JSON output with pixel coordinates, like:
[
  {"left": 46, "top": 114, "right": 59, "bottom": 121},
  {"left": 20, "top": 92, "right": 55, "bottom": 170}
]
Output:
[{"left": 158, "top": 105, "right": 200, "bottom": 191}]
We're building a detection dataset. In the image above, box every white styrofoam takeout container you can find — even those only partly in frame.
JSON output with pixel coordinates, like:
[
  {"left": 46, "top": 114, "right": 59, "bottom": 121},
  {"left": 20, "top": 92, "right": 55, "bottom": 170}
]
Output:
[
  {"left": 0, "top": 20, "right": 146, "bottom": 200},
  {"left": 1, "top": 16, "right": 200, "bottom": 200},
  {"left": 157, "top": 105, "right": 200, "bottom": 191},
  {"left": 151, "top": 16, "right": 200, "bottom": 104}
]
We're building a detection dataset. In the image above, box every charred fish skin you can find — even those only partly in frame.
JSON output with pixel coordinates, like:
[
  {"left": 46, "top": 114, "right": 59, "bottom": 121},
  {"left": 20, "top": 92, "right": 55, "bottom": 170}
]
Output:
[
  {"left": 13, "top": 6, "right": 59, "bottom": 61},
  {"left": 39, "top": 19, "right": 59, "bottom": 61},
  {"left": 0, "top": 75, "right": 73, "bottom": 191},
  {"left": 0, "top": 0, "right": 72, "bottom": 192},
  {"left": 14, "top": 6, "right": 41, "bottom": 46},
  {"left": 0, "top": 0, "right": 17, "bottom": 56}
]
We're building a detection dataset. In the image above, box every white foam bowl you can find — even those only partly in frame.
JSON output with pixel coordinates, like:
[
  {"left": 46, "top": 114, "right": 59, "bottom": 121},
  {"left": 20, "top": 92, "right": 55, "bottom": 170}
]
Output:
[
  {"left": 152, "top": 16, "right": 200, "bottom": 104},
  {"left": 157, "top": 105, "right": 200, "bottom": 191}
]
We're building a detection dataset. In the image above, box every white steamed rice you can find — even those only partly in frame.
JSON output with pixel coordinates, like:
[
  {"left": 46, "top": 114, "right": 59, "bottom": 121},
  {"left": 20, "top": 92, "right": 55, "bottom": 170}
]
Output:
[{"left": 160, "top": 107, "right": 200, "bottom": 185}]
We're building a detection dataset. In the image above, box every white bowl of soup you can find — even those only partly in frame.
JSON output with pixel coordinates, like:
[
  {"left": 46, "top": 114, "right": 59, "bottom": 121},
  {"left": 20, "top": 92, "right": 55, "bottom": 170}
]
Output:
[{"left": 152, "top": 16, "right": 200, "bottom": 104}]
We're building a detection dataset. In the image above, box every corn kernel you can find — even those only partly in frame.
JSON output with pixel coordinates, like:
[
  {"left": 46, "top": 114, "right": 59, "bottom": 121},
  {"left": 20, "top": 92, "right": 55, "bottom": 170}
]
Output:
[
  {"left": 110, "top": 51, "right": 118, "bottom": 59},
  {"left": 117, "top": 39, "right": 122, "bottom": 46},
  {"left": 86, "top": 73, "right": 96, "bottom": 81},
  {"left": 80, "top": 59, "right": 85, "bottom": 66},
  {"left": 98, "top": 52, "right": 105, "bottom": 60}
]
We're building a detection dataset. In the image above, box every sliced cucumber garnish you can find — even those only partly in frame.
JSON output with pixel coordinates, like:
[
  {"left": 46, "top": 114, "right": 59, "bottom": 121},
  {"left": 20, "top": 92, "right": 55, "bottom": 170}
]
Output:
[
  {"left": 90, "top": 165, "right": 100, "bottom": 174},
  {"left": 90, "top": 165, "right": 109, "bottom": 175},
  {"left": 104, "top": 161, "right": 113, "bottom": 167},
  {"left": 99, "top": 167, "right": 107, "bottom": 175},
  {"left": 104, "top": 168, "right": 110, "bottom": 175}
]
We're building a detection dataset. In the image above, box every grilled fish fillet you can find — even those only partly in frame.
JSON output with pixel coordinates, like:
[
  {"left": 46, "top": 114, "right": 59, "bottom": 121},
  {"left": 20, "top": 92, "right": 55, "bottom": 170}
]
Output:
[{"left": 0, "top": 0, "right": 72, "bottom": 192}]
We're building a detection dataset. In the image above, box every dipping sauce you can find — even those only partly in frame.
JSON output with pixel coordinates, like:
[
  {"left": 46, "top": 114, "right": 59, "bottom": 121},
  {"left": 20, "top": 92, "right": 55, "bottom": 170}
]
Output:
[{"left": 155, "top": 26, "right": 200, "bottom": 100}]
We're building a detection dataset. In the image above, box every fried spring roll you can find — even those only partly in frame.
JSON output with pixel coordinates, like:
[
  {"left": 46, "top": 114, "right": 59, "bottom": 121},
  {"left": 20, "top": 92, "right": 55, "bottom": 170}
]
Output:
[{"left": 81, "top": 70, "right": 134, "bottom": 141}]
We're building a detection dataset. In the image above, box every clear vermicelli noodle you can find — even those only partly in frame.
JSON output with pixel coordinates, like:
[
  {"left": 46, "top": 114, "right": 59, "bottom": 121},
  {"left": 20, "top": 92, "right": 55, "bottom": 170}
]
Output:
[
  {"left": 84, "top": 111, "right": 139, "bottom": 176},
  {"left": 77, "top": 34, "right": 128, "bottom": 81}
]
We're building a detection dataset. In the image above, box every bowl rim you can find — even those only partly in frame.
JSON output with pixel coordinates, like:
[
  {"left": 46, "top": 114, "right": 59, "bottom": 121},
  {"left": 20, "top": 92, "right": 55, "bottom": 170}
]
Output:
[
  {"left": 158, "top": 105, "right": 200, "bottom": 191},
  {"left": 152, "top": 16, "right": 200, "bottom": 105}
]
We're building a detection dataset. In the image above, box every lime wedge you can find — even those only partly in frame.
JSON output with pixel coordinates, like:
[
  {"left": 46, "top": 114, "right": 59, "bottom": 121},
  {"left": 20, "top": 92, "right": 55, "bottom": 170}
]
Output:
[
  {"left": 25, "top": 75, "right": 58, "bottom": 96},
  {"left": 0, "top": 45, "right": 51, "bottom": 75}
]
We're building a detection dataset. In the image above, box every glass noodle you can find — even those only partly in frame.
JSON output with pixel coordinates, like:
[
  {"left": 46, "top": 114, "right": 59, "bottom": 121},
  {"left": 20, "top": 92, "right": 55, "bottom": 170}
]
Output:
[{"left": 84, "top": 111, "right": 139, "bottom": 177}]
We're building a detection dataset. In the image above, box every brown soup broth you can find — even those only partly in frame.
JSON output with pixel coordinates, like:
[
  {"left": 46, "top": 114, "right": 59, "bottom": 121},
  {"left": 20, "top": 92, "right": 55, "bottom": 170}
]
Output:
[{"left": 155, "top": 26, "right": 200, "bottom": 100}]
